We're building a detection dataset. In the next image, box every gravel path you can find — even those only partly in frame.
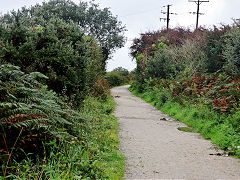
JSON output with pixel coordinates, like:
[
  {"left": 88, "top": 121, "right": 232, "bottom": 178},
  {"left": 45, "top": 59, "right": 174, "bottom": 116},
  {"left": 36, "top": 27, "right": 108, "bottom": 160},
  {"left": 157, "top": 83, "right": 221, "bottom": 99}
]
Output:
[{"left": 111, "top": 85, "right": 240, "bottom": 180}]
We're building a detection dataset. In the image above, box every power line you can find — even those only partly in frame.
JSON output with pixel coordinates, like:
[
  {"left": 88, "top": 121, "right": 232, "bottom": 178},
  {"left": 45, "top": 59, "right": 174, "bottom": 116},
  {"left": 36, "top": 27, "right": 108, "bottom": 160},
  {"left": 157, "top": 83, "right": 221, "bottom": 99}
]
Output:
[
  {"left": 160, "top": 4, "right": 177, "bottom": 30},
  {"left": 120, "top": 7, "right": 160, "bottom": 18},
  {"left": 189, "top": 0, "right": 209, "bottom": 30}
]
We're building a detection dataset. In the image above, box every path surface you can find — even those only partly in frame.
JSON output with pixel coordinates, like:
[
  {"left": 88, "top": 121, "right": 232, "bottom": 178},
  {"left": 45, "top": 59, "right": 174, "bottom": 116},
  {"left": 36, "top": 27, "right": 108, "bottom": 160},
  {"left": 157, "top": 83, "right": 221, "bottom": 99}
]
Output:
[{"left": 111, "top": 85, "right": 240, "bottom": 180}]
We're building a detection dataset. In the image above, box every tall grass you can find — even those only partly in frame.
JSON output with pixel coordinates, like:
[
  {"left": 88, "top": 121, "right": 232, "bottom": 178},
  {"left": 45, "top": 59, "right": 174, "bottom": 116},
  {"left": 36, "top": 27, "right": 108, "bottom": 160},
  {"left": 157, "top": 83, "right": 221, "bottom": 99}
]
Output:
[{"left": 1, "top": 96, "right": 125, "bottom": 179}]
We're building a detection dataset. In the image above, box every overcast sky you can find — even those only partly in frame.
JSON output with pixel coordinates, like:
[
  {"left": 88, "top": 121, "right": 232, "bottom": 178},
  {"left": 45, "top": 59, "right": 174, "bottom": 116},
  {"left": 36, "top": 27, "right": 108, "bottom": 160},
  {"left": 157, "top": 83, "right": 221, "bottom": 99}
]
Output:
[{"left": 1, "top": 0, "right": 240, "bottom": 71}]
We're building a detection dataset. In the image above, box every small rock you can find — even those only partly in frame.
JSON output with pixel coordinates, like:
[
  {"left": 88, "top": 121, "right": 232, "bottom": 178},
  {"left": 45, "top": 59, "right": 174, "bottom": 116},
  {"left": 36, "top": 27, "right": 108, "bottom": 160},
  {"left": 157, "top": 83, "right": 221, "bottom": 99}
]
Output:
[{"left": 160, "top": 118, "right": 167, "bottom": 121}]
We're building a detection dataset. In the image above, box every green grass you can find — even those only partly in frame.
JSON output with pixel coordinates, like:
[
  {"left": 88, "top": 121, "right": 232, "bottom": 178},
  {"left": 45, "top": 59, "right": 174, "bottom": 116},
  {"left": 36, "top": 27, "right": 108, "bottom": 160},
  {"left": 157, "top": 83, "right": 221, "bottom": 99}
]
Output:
[
  {"left": 177, "top": 127, "right": 195, "bottom": 133},
  {"left": 130, "top": 86, "right": 240, "bottom": 158},
  {"left": 2, "top": 96, "right": 125, "bottom": 179}
]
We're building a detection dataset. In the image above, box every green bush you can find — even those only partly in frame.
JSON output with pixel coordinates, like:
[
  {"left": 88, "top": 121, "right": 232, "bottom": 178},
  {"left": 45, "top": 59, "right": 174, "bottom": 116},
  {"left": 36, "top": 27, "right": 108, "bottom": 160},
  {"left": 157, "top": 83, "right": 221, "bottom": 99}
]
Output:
[
  {"left": 203, "top": 26, "right": 230, "bottom": 73},
  {"left": 0, "top": 17, "right": 105, "bottom": 105},
  {"left": 106, "top": 67, "right": 129, "bottom": 87},
  {"left": 106, "top": 71, "right": 125, "bottom": 87},
  {"left": 224, "top": 27, "right": 240, "bottom": 74},
  {"left": 0, "top": 0, "right": 126, "bottom": 62},
  {"left": 0, "top": 0, "right": 127, "bottom": 105},
  {"left": 146, "top": 47, "right": 177, "bottom": 79}
]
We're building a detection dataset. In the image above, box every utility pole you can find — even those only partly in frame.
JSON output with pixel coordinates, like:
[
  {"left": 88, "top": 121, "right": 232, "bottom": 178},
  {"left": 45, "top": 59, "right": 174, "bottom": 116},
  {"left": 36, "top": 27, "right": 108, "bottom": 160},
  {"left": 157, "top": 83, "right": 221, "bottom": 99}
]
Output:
[
  {"left": 160, "top": 5, "right": 177, "bottom": 30},
  {"left": 189, "top": 0, "right": 209, "bottom": 30}
]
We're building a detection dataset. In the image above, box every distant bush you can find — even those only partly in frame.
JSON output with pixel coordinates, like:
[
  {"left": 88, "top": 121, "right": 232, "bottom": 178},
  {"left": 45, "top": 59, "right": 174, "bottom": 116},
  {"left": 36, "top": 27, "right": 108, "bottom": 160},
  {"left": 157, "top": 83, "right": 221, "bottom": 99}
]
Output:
[
  {"left": 172, "top": 36, "right": 207, "bottom": 76},
  {"left": 130, "top": 27, "right": 194, "bottom": 58},
  {"left": 105, "top": 67, "right": 129, "bottom": 87}
]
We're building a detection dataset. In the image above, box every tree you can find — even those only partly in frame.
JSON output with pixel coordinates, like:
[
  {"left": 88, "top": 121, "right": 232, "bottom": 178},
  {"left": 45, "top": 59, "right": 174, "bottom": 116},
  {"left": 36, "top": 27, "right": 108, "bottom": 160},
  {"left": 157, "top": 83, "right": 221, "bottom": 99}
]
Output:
[
  {"left": 112, "top": 67, "right": 129, "bottom": 76},
  {"left": 2, "top": 0, "right": 126, "bottom": 63},
  {"left": 0, "top": 14, "right": 104, "bottom": 105}
]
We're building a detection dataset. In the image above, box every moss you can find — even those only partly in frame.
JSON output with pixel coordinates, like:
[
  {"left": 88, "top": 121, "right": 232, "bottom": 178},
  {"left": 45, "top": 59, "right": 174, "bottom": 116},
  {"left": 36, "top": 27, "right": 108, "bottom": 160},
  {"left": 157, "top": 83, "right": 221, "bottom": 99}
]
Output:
[{"left": 177, "top": 127, "right": 195, "bottom": 133}]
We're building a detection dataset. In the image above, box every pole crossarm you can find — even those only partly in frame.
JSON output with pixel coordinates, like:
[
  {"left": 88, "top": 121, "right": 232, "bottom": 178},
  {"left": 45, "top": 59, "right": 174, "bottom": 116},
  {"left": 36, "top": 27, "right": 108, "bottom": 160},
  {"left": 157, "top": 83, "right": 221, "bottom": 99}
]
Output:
[{"left": 160, "top": 18, "right": 167, "bottom": 22}]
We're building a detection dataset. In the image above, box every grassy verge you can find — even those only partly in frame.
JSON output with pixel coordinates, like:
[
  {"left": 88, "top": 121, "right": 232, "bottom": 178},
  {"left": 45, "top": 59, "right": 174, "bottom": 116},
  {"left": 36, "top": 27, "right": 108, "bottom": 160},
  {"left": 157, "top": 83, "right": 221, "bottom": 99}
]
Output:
[
  {"left": 130, "top": 87, "right": 240, "bottom": 158},
  {"left": 2, "top": 96, "right": 125, "bottom": 179}
]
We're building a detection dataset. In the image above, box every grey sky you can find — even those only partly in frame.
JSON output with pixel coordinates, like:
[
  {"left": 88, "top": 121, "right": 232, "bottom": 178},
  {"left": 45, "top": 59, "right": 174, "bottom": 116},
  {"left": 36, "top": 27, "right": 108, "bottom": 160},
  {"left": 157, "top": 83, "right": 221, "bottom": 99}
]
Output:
[{"left": 1, "top": 0, "right": 239, "bottom": 71}]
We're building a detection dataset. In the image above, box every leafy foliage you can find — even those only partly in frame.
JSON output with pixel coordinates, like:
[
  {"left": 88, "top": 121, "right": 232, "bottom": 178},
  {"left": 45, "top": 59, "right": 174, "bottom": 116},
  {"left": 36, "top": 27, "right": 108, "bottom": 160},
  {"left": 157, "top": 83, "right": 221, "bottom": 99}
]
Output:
[
  {"left": 106, "top": 67, "right": 130, "bottom": 87},
  {"left": 0, "top": 16, "right": 104, "bottom": 105},
  {"left": 146, "top": 48, "right": 176, "bottom": 79},
  {"left": 224, "top": 26, "right": 240, "bottom": 74},
  {"left": 1, "top": 86, "right": 124, "bottom": 178},
  {"left": 0, "top": 0, "right": 126, "bottom": 178},
  {"left": 203, "top": 26, "right": 230, "bottom": 73},
  {"left": 0, "top": 0, "right": 127, "bottom": 105},
  {"left": 130, "top": 26, "right": 234, "bottom": 82},
  {"left": 0, "top": 19, "right": 101, "bottom": 103},
  {"left": 0, "top": 64, "right": 84, "bottom": 170},
  {"left": 0, "top": 0, "right": 126, "bottom": 60},
  {"left": 130, "top": 28, "right": 194, "bottom": 58},
  {"left": 92, "top": 78, "right": 110, "bottom": 100}
]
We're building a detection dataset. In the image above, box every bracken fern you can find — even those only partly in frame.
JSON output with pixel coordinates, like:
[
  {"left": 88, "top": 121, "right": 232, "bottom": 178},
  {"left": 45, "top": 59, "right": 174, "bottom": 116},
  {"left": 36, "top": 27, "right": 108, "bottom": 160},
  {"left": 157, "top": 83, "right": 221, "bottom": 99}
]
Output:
[{"left": 0, "top": 64, "right": 84, "bottom": 173}]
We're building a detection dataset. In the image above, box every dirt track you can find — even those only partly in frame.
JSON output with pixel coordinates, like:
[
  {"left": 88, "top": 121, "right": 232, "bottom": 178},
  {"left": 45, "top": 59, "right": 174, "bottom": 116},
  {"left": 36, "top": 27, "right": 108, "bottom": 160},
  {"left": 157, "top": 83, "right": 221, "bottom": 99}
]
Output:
[{"left": 111, "top": 85, "right": 240, "bottom": 180}]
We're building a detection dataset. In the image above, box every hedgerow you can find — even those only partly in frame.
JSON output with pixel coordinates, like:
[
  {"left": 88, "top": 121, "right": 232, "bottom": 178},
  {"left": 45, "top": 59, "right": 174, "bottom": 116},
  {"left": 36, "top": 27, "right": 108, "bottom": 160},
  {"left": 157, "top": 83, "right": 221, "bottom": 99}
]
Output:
[
  {"left": 0, "top": 0, "right": 126, "bottom": 178},
  {"left": 130, "top": 23, "right": 240, "bottom": 157}
]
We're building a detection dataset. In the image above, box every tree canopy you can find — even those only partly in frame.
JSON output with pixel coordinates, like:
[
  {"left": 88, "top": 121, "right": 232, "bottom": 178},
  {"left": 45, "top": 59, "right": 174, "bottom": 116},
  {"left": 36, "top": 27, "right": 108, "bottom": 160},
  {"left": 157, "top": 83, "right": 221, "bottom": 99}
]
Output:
[
  {"left": 0, "top": 0, "right": 126, "bottom": 61},
  {"left": 0, "top": 0, "right": 127, "bottom": 105}
]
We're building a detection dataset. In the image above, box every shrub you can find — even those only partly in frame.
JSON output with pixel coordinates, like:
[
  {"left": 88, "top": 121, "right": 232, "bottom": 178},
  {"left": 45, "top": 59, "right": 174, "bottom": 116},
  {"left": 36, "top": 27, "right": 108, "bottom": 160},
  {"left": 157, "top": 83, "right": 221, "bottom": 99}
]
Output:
[
  {"left": 223, "top": 27, "right": 240, "bottom": 74},
  {"left": 0, "top": 0, "right": 126, "bottom": 61},
  {"left": 203, "top": 26, "right": 230, "bottom": 73},
  {"left": 106, "top": 67, "right": 129, "bottom": 87},
  {"left": 0, "top": 0, "right": 127, "bottom": 105},
  {"left": 0, "top": 64, "right": 83, "bottom": 170},
  {"left": 146, "top": 48, "right": 176, "bottom": 79},
  {"left": 0, "top": 17, "right": 104, "bottom": 105},
  {"left": 92, "top": 78, "right": 110, "bottom": 100},
  {"left": 171, "top": 36, "right": 207, "bottom": 76},
  {"left": 130, "top": 27, "right": 194, "bottom": 58}
]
